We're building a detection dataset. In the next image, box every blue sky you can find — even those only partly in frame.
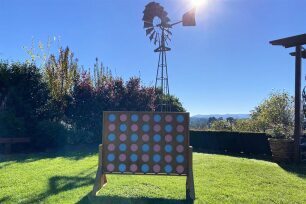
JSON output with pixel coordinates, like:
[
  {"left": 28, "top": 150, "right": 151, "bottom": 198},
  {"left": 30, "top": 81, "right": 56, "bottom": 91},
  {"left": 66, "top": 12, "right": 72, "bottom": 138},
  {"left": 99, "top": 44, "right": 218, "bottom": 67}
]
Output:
[{"left": 0, "top": 0, "right": 305, "bottom": 116}]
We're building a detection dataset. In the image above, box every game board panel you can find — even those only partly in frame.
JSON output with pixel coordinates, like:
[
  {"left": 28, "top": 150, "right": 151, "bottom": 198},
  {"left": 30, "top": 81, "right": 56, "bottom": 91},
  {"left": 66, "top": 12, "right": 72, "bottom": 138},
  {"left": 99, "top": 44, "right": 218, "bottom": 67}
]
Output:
[{"left": 101, "top": 111, "right": 189, "bottom": 175}]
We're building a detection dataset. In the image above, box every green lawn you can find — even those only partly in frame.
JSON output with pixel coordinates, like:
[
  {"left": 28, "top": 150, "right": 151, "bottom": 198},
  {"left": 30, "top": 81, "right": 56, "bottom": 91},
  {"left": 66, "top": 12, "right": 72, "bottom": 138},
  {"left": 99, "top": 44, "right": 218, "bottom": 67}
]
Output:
[{"left": 0, "top": 147, "right": 305, "bottom": 204}]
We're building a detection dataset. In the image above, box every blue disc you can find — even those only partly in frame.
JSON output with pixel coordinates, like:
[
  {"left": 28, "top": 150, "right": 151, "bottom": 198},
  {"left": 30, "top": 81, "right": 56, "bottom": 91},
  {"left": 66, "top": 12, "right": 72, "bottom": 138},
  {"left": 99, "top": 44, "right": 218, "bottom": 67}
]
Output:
[
  {"left": 107, "top": 153, "right": 115, "bottom": 162},
  {"left": 141, "top": 164, "right": 149, "bottom": 173},
  {"left": 107, "top": 133, "right": 116, "bottom": 142},
  {"left": 119, "top": 144, "right": 127, "bottom": 151},
  {"left": 176, "top": 115, "right": 184, "bottom": 123},
  {"left": 119, "top": 124, "right": 127, "bottom": 132},
  {"left": 154, "top": 114, "right": 161, "bottom": 122},
  {"left": 165, "top": 124, "right": 173, "bottom": 132},
  {"left": 165, "top": 144, "right": 173, "bottom": 153},
  {"left": 119, "top": 164, "right": 126, "bottom": 172},
  {"left": 153, "top": 154, "right": 161, "bottom": 163},
  {"left": 153, "top": 134, "right": 161, "bottom": 142},
  {"left": 176, "top": 155, "right": 185, "bottom": 163},
  {"left": 130, "top": 154, "right": 138, "bottom": 162},
  {"left": 131, "top": 114, "right": 139, "bottom": 122},
  {"left": 131, "top": 133, "right": 138, "bottom": 142},
  {"left": 142, "top": 124, "right": 150, "bottom": 132},
  {"left": 142, "top": 144, "right": 150, "bottom": 152},
  {"left": 164, "top": 165, "right": 172, "bottom": 173},
  {"left": 176, "top": 135, "right": 184, "bottom": 143},
  {"left": 108, "top": 114, "right": 116, "bottom": 122}
]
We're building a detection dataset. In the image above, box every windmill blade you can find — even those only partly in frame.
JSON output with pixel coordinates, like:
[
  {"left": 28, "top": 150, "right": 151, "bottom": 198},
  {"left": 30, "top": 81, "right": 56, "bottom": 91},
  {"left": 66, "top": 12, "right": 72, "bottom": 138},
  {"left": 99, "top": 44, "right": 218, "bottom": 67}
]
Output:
[
  {"left": 144, "top": 21, "right": 153, "bottom": 28},
  {"left": 165, "top": 34, "right": 171, "bottom": 42},
  {"left": 143, "top": 2, "right": 171, "bottom": 44},
  {"left": 165, "top": 29, "right": 172, "bottom": 36},
  {"left": 154, "top": 33, "right": 159, "bottom": 45},
  {"left": 149, "top": 31, "right": 155, "bottom": 41},
  {"left": 146, "top": 27, "right": 154, "bottom": 36}
]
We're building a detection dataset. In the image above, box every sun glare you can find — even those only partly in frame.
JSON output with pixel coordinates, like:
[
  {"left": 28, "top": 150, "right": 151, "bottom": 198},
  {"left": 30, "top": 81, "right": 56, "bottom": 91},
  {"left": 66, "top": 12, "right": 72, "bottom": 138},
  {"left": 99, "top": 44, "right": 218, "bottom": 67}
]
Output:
[{"left": 191, "top": 0, "right": 205, "bottom": 8}]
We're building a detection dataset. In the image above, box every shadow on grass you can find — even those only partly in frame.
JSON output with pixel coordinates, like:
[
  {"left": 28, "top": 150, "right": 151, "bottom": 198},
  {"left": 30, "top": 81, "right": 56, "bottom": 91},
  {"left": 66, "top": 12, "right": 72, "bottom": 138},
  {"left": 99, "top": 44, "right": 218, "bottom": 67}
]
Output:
[
  {"left": 278, "top": 163, "right": 306, "bottom": 179},
  {"left": 0, "top": 196, "right": 10, "bottom": 203},
  {"left": 194, "top": 148, "right": 273, "bottom": 162},
  {"left": 0, "top": 144, "right": 99, "bottom": 165},
  {"left": 23, "top": 172, "right": 95, "bottom": 204},
  {"left": 78, "top": 193, "right": 193, "bottom": 204}
]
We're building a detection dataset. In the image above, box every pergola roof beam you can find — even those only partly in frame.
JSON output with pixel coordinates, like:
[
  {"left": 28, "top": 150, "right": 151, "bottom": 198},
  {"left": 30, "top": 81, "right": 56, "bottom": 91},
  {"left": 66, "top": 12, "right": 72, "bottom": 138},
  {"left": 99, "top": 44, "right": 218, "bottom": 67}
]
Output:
[
  {"left": 270, "top": 34, "right": 306, "bottom": 48},
  {"left": 290, "top": 50, "right": 306, "bottom": 59}
]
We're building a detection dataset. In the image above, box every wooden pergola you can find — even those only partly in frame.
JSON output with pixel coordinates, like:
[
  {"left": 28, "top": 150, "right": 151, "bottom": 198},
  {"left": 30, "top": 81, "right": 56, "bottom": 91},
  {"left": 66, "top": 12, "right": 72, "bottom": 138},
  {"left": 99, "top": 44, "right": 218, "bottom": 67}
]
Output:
[{"left": 270, "top": 33, "right": 306, "bottom": 163}]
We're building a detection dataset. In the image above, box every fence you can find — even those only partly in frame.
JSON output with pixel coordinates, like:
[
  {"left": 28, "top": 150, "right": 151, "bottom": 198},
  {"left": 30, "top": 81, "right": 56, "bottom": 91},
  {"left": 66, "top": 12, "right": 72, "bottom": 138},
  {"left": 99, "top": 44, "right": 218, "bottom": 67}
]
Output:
[{"left": 190, "top": 130, "right": 271, "bottom": 155}]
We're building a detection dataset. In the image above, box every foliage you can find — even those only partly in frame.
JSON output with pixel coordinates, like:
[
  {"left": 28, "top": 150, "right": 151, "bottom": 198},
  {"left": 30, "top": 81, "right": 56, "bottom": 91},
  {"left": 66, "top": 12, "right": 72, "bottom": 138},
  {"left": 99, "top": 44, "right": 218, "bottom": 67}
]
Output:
[
  {"left": 207, "top": 117, "right": 236, "bottom": 131},
  {"left": 66, "top": 128, "right": 96, "bottom": 145},
  {"left": 0, "top": 46, "right": 186, "bottom": 150},
  {"left": 154, "top": 89, "right": 185, "bottom": 112},
  {"left": 226, "top": 117, "right": 235, "bottom": 130},
  {"left": 0, "top": 62, "right": 50, "bottom": 140},
  {"left": 0, "top": 43, "right": 185, "bottom": 150},
  {"left": 250, "top": 91, "right": 294, "bottom": 139},
  {"left": 0, "top": 110, "right": 26, "bottom": 138},
  {"left": 190, "top": 117, "right": 208, "bottom": 130},
  {"left": 67, "top": 76, "right": 159, "bottom": 142},
  {"left": 210, "top": 120, "right": 231, "bottom": 131},
  {"left": 207, "top": 92, "right": 294, "bottom": 137},
  {"left": 44, "top": 47, "right": 79, "bottom": 120},
  {"left": 32, "top": 120, "right": 68, "bottom": 150},
  {"left": 44, "top": 47, "right": 79, "bottom": 100},
  {"left": 232, "top": 119, "right": 255, "bottom": 132},
  {"left": 207, "top": 117, "right": 217, "bottom": 128}
]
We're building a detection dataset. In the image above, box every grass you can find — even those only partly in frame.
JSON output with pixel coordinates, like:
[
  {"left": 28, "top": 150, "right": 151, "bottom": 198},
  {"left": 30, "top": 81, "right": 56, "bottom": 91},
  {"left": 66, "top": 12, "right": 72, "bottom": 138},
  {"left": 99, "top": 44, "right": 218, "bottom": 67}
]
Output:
[{"left": 0, "top": 146, "right": 305, "bottom": 204}]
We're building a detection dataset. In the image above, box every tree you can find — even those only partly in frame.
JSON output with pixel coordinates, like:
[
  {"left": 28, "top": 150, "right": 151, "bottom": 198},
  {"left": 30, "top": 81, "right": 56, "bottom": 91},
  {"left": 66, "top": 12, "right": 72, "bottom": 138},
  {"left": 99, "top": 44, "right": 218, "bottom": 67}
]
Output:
[
  {"left": 154, "top": 89, "right": 185, "bottom": 112},
  {"left": 210, "top": 120, "right": 231, "bottom": 131},
  {"left": 250, "top": 91, "right": 294, "bottom": 138},
  {"left": 208, "top": 117, "right": 217, "bottom": 128},
  {"left": 0, "top": 62, "right": 51, "bottom": 138},
  {"left": 233, "top": 119, "right": 256, "bottom": 132},
  {"left": 44, "top": 47, "right": 79, "bottom": 120},
  {"left": 226, "top": 117, "right": 235, "bottom": 131}
]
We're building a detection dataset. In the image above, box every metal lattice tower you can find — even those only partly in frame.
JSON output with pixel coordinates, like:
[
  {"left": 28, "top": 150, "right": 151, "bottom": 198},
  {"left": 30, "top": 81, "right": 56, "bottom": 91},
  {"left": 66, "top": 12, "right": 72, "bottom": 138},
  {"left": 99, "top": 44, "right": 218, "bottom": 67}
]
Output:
[
  {"left": 142, "top": 2, "right": 196, "bottom": 112},
  {"left": 154, "top": 27, "right": 171, "bottom": 111}
]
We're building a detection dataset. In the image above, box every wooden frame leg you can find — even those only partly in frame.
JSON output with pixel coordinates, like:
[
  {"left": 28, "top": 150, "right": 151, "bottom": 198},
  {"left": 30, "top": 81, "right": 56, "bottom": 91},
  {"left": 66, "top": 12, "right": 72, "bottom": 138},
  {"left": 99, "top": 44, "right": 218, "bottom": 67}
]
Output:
[
  {"left": 186, "top": 146, "right": 195, "bottom": 201},
  {"left": 92, "top": 144, "right": 107, "bottom": 196}
]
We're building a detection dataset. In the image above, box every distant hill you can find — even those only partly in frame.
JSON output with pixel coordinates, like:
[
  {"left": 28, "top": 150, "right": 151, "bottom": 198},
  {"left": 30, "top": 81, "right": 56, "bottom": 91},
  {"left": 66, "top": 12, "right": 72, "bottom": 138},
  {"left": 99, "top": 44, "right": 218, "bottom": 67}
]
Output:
[{"left": 191, "top": 114, "right": 250, "bottom": 119}]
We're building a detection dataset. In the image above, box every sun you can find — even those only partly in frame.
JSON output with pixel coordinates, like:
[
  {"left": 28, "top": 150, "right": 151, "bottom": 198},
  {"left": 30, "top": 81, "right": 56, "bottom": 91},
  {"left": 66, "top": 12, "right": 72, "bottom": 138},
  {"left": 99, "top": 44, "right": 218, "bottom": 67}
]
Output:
[{"left": 190, "top": 0, "right": 205, "bottom": 8}]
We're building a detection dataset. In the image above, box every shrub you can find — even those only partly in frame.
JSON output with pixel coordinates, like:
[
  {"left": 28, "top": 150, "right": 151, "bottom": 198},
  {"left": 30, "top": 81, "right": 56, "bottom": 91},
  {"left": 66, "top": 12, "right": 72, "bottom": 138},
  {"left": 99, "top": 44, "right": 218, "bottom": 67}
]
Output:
[
  {"left": 32, "top": 120, "right": 68, "bottom": 150},
  {"left": 0, "top": 110, "right": 26, "bottom": 138},
  {"left": 66, "top": 129, "right": 97, "bottom": 145}
]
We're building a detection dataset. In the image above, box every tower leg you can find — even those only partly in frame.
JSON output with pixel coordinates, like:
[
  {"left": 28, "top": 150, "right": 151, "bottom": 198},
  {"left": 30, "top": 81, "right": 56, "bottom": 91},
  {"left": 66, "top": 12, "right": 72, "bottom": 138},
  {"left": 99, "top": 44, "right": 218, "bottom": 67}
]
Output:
[{"left": 154, "top": 28, "right": 170, "bottom": 112}]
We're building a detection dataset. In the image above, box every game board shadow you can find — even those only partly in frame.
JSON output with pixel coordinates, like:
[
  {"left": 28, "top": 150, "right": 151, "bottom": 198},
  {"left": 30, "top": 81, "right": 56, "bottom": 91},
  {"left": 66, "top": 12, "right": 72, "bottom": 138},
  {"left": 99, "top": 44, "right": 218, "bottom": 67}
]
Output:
[{"left": 78, "top": 193, "right": 194, "bottom": 204}]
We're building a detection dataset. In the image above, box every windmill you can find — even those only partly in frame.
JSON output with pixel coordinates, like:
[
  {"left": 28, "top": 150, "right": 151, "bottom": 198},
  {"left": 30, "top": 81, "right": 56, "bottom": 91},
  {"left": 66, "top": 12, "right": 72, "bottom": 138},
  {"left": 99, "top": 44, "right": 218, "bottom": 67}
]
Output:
[{"left": 142, "top": 2, "right": 196, "bottom": 112}]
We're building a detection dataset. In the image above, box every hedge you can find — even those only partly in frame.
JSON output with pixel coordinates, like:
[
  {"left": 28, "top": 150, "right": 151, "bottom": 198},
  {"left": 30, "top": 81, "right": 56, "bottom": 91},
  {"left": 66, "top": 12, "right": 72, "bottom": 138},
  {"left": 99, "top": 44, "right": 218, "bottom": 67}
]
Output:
[{"left": 190, "top": 130, "right": 271, "bottom": 155}]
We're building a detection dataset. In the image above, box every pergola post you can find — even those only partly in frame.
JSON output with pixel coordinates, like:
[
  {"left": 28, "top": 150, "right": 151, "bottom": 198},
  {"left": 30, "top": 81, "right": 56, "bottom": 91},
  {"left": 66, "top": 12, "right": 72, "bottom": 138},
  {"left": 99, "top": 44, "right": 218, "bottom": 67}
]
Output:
[
  {"left": 294, "top": 45, "right": 302, "bottom": 162},
  {"left": 270, "top": 33, "right": 306, "bottom": 163}
]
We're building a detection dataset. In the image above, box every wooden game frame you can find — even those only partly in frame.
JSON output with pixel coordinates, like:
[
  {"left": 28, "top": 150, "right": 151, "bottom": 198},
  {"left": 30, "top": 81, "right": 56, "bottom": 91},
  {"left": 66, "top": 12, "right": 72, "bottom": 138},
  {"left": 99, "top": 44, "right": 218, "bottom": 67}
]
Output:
[{"left": 92, "top": 111, "right": 195, "bottom": 200}]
